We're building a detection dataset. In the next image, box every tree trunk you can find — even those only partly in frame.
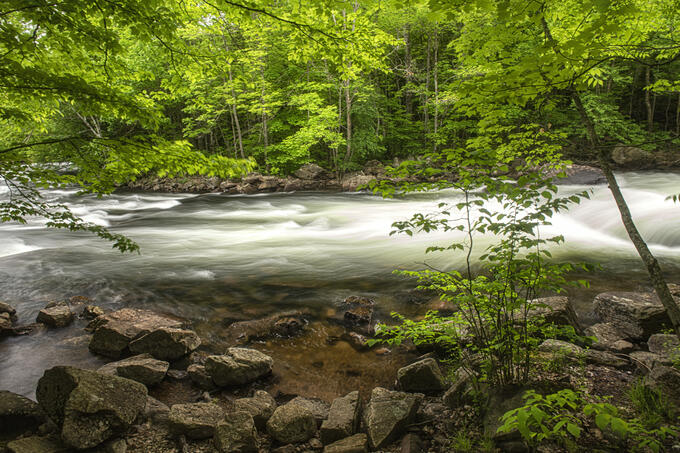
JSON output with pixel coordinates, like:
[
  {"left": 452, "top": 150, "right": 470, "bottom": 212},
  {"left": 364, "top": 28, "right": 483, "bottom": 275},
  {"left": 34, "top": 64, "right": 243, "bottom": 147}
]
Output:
[
  {"left": 573, "top": 92, "right": 680, "bottom": 337},
  {"left": 433, "top": 26, "right": 439, "bottom": 152},
  {"left": 645, "top": 66, "right": 654, "bottom": 132}
]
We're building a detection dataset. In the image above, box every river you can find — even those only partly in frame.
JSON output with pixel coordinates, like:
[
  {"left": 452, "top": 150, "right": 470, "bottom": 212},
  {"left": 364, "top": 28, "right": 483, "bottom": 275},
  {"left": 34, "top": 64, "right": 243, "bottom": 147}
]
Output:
[{"left": 1, "top": 171, "right": 679, "bottom": 400}]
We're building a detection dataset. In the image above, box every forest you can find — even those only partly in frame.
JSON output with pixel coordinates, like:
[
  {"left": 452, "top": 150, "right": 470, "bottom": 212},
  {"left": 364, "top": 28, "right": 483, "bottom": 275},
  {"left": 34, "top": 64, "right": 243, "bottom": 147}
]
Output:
[{"left": 1, "top": 0, "right": 680, "bottom": 452}]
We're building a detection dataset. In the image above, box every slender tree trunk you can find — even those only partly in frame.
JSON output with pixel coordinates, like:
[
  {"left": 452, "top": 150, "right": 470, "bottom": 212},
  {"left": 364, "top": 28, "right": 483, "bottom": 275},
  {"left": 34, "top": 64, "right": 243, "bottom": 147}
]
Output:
[
  {"left": 433, "top": 26, "right": 439, "bottom": 152},
  {"left": 403, "top": 23, "right": 413, "bottom": 116},
  {"left": 573, "top": 92, "right": 680, "bottom": 338},
  {"left": 424, "top": 32, "right": 431, "bottom": 134},
  {"left": 676, "top": 93, "right": 680, "bottom": 136},
  {"left": 645, "top": 66, "right": 654, "bottom": 132},
  {"left": 629, "top": 65, "right": 639, "bottom": 117}
]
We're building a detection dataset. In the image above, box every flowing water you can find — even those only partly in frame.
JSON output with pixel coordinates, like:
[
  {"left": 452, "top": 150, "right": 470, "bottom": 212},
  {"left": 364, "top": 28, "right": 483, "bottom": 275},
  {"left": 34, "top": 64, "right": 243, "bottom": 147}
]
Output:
[{"left": 1, "top": 172, "right": 680, "bottom": 400}]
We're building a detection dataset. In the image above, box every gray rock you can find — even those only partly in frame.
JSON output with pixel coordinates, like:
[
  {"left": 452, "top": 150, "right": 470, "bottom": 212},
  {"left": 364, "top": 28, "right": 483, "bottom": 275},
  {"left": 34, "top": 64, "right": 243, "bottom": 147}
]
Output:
[
  {"left": 593, "top": 292, "right": 674, "bottom": 341},
  {"left": 0, "top": 390, "right": 45, "bottom": 435},
  {"left": 363, "top": 387, "right": 422, "bottom": 449},
  {"left": 527, "top": 296, "right": 581, "bottom": 332},
  {"left": 213, "top": 411, "right": 258, "bottom": 453},
  {"left": 205, "top": 348, "right": 273, "bottom": 387},
  {"left": 629, "top": 351, "right": 664, "bottom": 372},
  {"left": 168, "top": 402, "right": 225, "bottom": 440},
  {"left": 266, "top": 401, "right": 317, "bottom": 444},
  {"left": 188, "top": 364, "right": 216, "bottom": 390},
  {"left": 128, "top": 327, "right": 201, "bottom": 360},
  {"left": 6, "top": 436, "right": 68, "bottom": 453},
  {"left": 104, "top": 438, "right": 127, "bottom": 453},
  {"left": 442, "top": 368, "right": 476, "bottom": 408},
  {"left": 36, "top": 302, "right": 73, "bottom": 328},
  {"left": 320, "top": 391, "right": 360, "bottom": 445},
  {"left": 648, "top": 334, "right": 680, "bottom": 360},
  {"left": 234, "top": 390, "right": 277, "bottom": 430},
  {"left": 397, "top": 358, "right": 447, "bottom": 393},
  {"left": 323, "top": 434, "right": 368, "bottom": 453},
  {"left": 295, "top": 163, "right": 328, "bottom": 180},
  {"left": 82, "top": 305, "right": 104, "bottom": 319},
  {"left": 36, "top": 366, "right": 147, "bottom": 449},
  {"left": 289, "top": 397, "right": 330, "bottom": 427},
  {"left": 538, "top": 339, "right": 584, "bottom": 355},
  {"left": 611, "top": 145, "right": 654, "bottom": 168},
  {"left": 141, "top": 396, "right": 170, "bottom": 425},
  {"left": 584, "top": 323, "right": 633, "bottom": 352},
  {"left": 648, "top": 365, "right": 680, "bottom": 404},
  {"left": 88, "top": 308, "right": 185, "bottom": 359},
  {"left": 584, "top": 349, "right": 629, "bottom": 368},
  {"left": 552, "top": 165, "right": 606, "bottom": 185},
  {"left": 0, "top": 301, "right": 17, "bottom": 321},
  {"left": 97, "top": 353, "right": 169, "bottom": 386},
  {"left": 0, "top": 312, "right": 12, "bottom": 332}
]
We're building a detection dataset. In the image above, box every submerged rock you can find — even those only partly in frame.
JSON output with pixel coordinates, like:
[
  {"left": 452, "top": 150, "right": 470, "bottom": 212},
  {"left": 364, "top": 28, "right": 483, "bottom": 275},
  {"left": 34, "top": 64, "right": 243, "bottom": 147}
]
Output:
[
  {"left": 128, "top": 327, "right": 201, "bottom": 360},
  {"left": 267, "top": 401, "right": 317, "bottom": 444},
  {"left": 168, "top": 402, "right": 225, "bottom": 440},
  {"left": 320, "top": 391, "right": 360, "bottom": 445},
  {"left": 36, "top": 302, "right": 73, "bottom": 328},
  {"left": 363, "top": 387, "right": 422, "bottom": 449},
  {"left": 214, "top": 411, "right": 258, "bottom": 453},
  {"left": 340, "top": 296, "right": 375, "bottom": 334},
  {"left": 593, "top": 292, "right": 673, "bottom": 341},
  {"left": 97, "top": 353, "right": 169, "bottom": 386},
  {"left": 224, "top": 311, "right": 307, "bottom": 344},
  {"left": 234, "top": 390, "right": 277, "bottom": 430},
  {"left": 205, "top": 348, "right": 273, "bottom": 387},
  {"left": 88, "top": 308, "right": 185, "bottom": 359},
  {"left": 36, "top": 366, "right": 147, "bottom": 449},
  {"left": 396, "top": 358, "right": 447, "bottom": 393}
]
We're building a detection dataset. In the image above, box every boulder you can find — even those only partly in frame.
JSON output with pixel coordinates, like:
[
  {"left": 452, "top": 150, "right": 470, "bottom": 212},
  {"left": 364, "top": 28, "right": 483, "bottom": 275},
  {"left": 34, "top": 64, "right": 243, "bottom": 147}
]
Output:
[
  {"left": 88, "top": 308, "right": 185, "bottom": 359},
  {"left": 363, "top": 160, "right": 385, "bottom": 176},
  {"left": 320, "top": 391, "right": 360, "bottom": 445},
  {"left": 266, "top": 401, "right": 317, "bottom": 444},
  {"left": 188, "top": 364, "right": 216, "bottom": 390},
  {"left": 629, "top": 351, "right": 666, "bottom": 372},
  {"left": 593, "top": 292, "right": 674, "bottom": 340},
  {"left": 396, "top": 358, "right": 447, "bottom": 393},
  {"left": 234, "top": 390, "right": 277, "bottom": 430},
  {"left": 6, "top": 436, "right": 68, "bottom": 453},
  {"left": 214, "top": 411, "right": 258, "bottom": 453},
  {"left": 538, "top": 339, "right": 584, "bottom": 355},
  {"left": 647, "top": 333, "right": 680, "bottom": 360},
  {"left": 584, "top": 349, "right": 629, "bottom": 368},
  {"left": 289, "top": 397, "right": 330, "bottom": 427},
  {"left": 341, "top": 332, "right": 370, "bottom": 351},
  {"left": 225, "top": 311, "right": 307, "bottom": 344},
  {"left": 341, "top": 175, "right": 373, "bottom": 192},
  {"left": 323, "top": 434, "right": 368, "bottom": 453},
  {"left": 128, "top": 327, "right": 201, "bottom": 360},
  {"left": 36, "top": 366, "right": 147, "bottom": 449},
  {"left": 258, "top": 177, "right": 281, "bottom": 192},
  {"left": 97, "top": 353, "right": 169, "bottom": 386},
  {"left": 0, "top": 301, "right": 17, "bottom": 321},
  {"left": 552, "top": 165, "right": 606, "bottom": 185},
  {"left": 611, "top": 145, "right": 654, "bottom": 168},
  {"left": 340, "top": 296, "right": 374, "bottom": 334},
  {"left": 168, "top": 402, "right": 225, "bottom": 440},
  {"left": 205, "top": 348, "right": 273, "bottom": 387},
  {"left": 648, "top": 365, "right": 680, "bottom": 404},
  {"left": 527, "top": 296, "right": 581, "bottom": 332},
  {"left": 585, "top": 323, "right": 633, "bottom": 352},
  {"left": 0, "top": 390, "right": 45, "bottom": 435},
  {"left": 442, "top": 368, "right": 476, "bottom": 408},
  {"left": 36, "top": 302, "right": 73, "bottom": 328},
  {"left": 363, "top": 387, "right": 422, "bottom": 449},
  {"left": 295, "top": 163, "right": 328, "bottom": 180}
]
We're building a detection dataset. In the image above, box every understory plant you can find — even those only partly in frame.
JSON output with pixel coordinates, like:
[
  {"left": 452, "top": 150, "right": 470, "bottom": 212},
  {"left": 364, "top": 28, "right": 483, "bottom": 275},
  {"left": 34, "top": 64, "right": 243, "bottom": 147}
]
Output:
[
  {"left": 371, "top": 142, "right": 591, "bottom": 387},
  {"left": 498, "top": 388, "right": 678, "bottom": 452}
]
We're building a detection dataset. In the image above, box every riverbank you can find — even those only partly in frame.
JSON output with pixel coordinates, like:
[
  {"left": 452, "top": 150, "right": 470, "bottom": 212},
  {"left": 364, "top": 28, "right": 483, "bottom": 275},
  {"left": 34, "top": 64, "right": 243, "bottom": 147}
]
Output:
[{"left": 1, "top": 288, "right": 679, "bottom": 453}]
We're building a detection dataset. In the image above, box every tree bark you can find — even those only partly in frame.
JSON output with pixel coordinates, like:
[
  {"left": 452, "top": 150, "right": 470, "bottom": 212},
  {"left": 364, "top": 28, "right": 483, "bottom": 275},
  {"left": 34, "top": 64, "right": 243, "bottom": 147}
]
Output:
[
  {"left": 572, "top": 92, "right": 680, "bottom": 337},
  {"left": 645, "top": 66, "right": 654, "bottom": 132}
]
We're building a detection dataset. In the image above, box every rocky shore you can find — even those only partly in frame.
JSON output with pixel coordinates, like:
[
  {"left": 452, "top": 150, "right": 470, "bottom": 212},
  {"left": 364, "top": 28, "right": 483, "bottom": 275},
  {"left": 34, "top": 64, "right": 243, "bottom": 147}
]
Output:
[{"left": 1, "top": 285, "right": 680, "bottom": 453}]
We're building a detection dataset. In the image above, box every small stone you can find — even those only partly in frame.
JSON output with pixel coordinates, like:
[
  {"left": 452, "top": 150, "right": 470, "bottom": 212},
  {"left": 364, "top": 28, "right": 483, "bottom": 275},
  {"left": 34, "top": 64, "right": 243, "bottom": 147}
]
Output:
[
  {"left": 364, "top": 387, "right": 422, "bottom": 449},
  {"left": 206, "top": 348, "right": 273, "bottom": 387},
  {"left": 36, "top": 302, "right": 73, "bottom": 328},
  {"left": 289, "top": 397, "right": 330, "bottom": 427},
  {"left": 168, "top": 402, "right": 225, "bottom": 440},
  {"left": 323, "top": 433, "right": 368, "bottom": 453},
  {"left": 214, "top": 411, "right": 258, "bottom": 453},
  {"left": 234, "top": 390, "right": 277, "bottom": 430},
  {"left": 141, "top": 396, "right": 170, "bottom": 425},
  {"left": 0, "top": 301, "right": 17, "bottom": 321},
  {"left": 320, "top": 391, "right": 360, "bottom": 445},
  {"left": 188, "top": 364, "right": 216, "bottom": 389},
  {"left": 267, "top": 401, "right": 317, "bottom": 444},
  {"left": 396, "top": 358, "right": 447, "bottom": 393},
  {"left": 128, "top": 327, "right": 201, "bottom": 361},
  {"left": 538, "top": 339, "right": 583, "bottom": 355}
]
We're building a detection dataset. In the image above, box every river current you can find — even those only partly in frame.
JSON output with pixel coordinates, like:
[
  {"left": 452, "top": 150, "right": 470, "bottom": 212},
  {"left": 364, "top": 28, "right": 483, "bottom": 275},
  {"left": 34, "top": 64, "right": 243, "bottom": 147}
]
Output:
[{"left": 1, "top": 172, "right": 680, "bottom": 399}]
